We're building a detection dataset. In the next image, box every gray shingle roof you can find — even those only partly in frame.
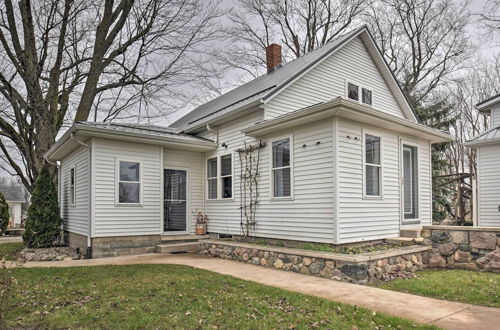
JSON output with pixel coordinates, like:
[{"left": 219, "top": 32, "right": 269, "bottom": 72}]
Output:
[
  {"left": 0, "top": 186, "right": 25, "bottom": 202},
  {"left": 170, "top": 26, "right": 368, "bottom": 130},
  {"left": 76, "top": 122, "right": 214, "bottom": 143},
  {"left": 466, "top": 126, "right": 500, "bottom": 145}
]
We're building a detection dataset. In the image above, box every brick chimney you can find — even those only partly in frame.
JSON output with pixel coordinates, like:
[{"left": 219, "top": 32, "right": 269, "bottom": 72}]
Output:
[{"left": 266, "top": 44, "right": 282, "bottom": 73}]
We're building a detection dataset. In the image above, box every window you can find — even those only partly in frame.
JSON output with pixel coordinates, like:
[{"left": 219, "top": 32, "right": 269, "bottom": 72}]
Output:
[
  {"left": 220, "top": 154, "right": 232, "bottom": 199},
  {"left": 403, "top": 145, "right": 419, "bottom": 220},
  {"left": 70, "top": 167, "right": 76, "bottom": 205},
  {"left": 272, "top": 138, "right": 291, "bottom": 198},
  {"left": 348, "top": 82, "right": 359, "bottom": 101},
  {"left": 362, "top": 88, "right": 372, "bottom": 105},
  {"left": 347, "top": 82, "right": 373, "bottom": 106},
  {"left": 207, "top": 157, "right": 218, "bottom": 199},
  {"left": 118, "top": 161, "right": 141, "bottom": 204},
  {"left": 364, "top": 134, "right": 381, "bottom": 197}
]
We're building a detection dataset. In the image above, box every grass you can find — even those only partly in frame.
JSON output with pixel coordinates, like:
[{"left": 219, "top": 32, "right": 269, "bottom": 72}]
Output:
[
  {"left": 6, "top": 264, "right": 438, "bottom": 329},
  {"left": 374, "top": 269, "right": 500, "bottom": 308},
  {"left": 0, "top": 242, "right": 24, "bottom": 260}
]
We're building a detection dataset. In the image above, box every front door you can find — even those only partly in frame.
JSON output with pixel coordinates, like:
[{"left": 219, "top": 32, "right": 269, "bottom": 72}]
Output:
[{"left": 164, "top": 169, "right": 187, "bottom": 232}]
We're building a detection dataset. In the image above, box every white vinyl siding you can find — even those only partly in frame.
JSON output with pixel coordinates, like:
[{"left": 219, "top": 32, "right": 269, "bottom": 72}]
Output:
[
  {"left": 200, "top": 111, "right": 336, "bottom": 243},
  {"left": 336, "top": 118, "right": 432, "bottom": 243},
  {"left": 491, "top": 107, "right": 500, "bottom": 128},
  {"left": 265, "top": 36, "right": 406, "bottom": 120},
  {"left": 92, "top": 138, "right": 162, "bottom": 237},
  {"left": 477, "top": 144, "right": 500, "bottom": 227},
  {"left": 163, "top": 148, "right": 204, "bottom": 235},
  {"left": 60, "top": 145, "right": 90, "bottom": 236}
]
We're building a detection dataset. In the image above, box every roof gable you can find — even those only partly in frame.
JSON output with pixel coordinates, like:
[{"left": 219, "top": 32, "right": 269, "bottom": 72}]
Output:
[
  {"left": 0, "top": 186, "right": 25, "bottom": 202},
  {"left": 171, "top": 26, "right": 417, "bottom": 131}
]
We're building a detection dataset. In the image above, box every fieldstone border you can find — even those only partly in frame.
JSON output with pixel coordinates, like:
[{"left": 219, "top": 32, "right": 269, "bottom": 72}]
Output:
[
  {"left": 422, "top": 226, "right": 500, "bottom": 272},
  {"left": 199, "top": 239, "right": 431, "bottom": 283},
  {"left": 20, "top": 247, "right": 81, "bottom": 261}
]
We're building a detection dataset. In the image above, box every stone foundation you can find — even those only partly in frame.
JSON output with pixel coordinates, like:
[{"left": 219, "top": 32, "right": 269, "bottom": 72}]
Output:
[
  {"left": 91, "top": 234, "right": 161, "bottom": 258},
  {"left": 64, "top": 231, "right": 89, "bottom": 253},
  {"left": 199, "top": 240, "right": 431, "bottom": 283},
  {"left": 422, "top": 226, "right": 500, "bottom": 272}
]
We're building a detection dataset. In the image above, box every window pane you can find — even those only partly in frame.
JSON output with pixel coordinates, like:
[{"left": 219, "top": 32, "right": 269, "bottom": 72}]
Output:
[
  {"left": 70, "top": 168, "right": 75, "bottom": 185},
  {"left": 207, "top": 158, "right": 217, "bottom": 178},
  {"left": 222, "top": 177, "right": 232, "bottom": 198},
  {"left": 348, "top": 83, "right": 359, "bottom": 101},
  {"left": 272, "top": 138, "right": 290, "bottom": 168},
  {"left": 208, "top": 178, "right": 217, "bottom": 199},
  {"left": 403, "top": 145, "right": 419, "bottom": 219},
  {"left": 165, "top": 169, "right": 186, "bottom": 201},
  {"left": 119, "top": 182, "right": 140, "bottom": 203},
  {"left": 273, "top": 167, "right": 291, "bottom": 197},
  {"left": 120, "top": 161, "right": 139, "bottom": 181},
  {"left": 366, "top": 165, "right": 380, "bottom": 196},
  {"left": 221, "top": 155, "right": 232, "bottom": 176},
  {"left": 362, "top": 88, "right": 372, "bottom": 105},
  {"left": 365, "top": 134, "right": 380, "bottom": 165}
]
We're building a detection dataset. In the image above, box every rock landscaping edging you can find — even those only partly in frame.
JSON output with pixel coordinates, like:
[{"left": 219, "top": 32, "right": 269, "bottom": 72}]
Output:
[
  {"left": 20, "top": 247, "right": 81, "bottom": 261},
  {"left": 422, "top": 225, "right": 500, "bottom": 272},
  {"left": 199, "top": 240, "right": 431, "bottom": 283}
]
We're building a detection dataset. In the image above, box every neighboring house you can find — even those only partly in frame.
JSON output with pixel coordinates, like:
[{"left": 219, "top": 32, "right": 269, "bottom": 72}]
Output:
[
  {"left": 0, "top": 186, "right": 26, "bottom": 228},
  {"left": 465, "top": 94, "right": 500, "bottom": 227},
  {"left": 45, "top": 26, "right": 451, "bottom": 257}
]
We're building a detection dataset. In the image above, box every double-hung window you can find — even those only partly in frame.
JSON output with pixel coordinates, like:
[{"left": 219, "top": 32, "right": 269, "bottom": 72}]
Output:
[
  {"left": 118, "top": 161, "right": 141, "bottom": 204},
  {"left": 403, "top": 144, "right": 419, "bottom": 220},
  {"left": 272, "top": 138, "right": 292, "bottom": 198},
  {"left": 207, "top": 158, "right": 218, "bottom": 199},
  {"left": 207, "top": 155, "right": 232, "bottom": 199},
  {"left": 364, "top": 134, "right": 382, "bottom": 197},
  {"left": 70, "top": 167, "right": 76, "bottom": 205}
]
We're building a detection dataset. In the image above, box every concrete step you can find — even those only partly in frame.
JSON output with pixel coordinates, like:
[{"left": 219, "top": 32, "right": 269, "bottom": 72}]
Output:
[
  {"left": 386, "top": 237, "right": 424, "bottom": 244},
  {"left": 155, "top": 242, "right": 199, "bottom": 254},
  {"left": 160, "top": 234, "right": 210, "bottom": 244},
  {"left": 400, "top": 229, "right": 421, "bottom": 238},
  {"left": 4, "top": 228, "right": 25, "bottom": 236}
]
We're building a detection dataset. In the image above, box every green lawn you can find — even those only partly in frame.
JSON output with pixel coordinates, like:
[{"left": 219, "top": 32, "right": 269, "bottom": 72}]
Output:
[
  {"left": 375, "top": 269, "right": 500, "bottom": 308},
  {"left": 5, "top": 264, "right": 438, "bottom": 329},
  {"left": 0, "top": 242, "right": 24, "bottom": 260}
]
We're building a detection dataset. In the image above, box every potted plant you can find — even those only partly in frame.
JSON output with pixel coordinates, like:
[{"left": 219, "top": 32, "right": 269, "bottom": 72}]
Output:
[{"left": 195, "top": 211, "right": 208, "bottom": 235}]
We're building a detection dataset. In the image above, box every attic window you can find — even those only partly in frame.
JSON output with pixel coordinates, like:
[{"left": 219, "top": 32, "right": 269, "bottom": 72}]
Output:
[
  {"left": 362, "top": 88, "right": 372, "bottom": 105},
  {"left": 348, "top": 83, "right": 359, "bottom": 101}
]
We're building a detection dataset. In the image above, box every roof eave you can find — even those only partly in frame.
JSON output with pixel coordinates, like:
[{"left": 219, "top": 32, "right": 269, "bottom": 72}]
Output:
[
  {"left": 464, "top": 137, "right": 500, "bottom": 147},
  {"left": 243, "top": 98, "right": 452, "bottom": 143}
]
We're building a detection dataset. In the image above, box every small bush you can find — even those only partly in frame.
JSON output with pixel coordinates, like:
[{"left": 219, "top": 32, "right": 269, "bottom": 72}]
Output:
[{"left": 23, "top": 166, "right": 62, "bottom": 248}]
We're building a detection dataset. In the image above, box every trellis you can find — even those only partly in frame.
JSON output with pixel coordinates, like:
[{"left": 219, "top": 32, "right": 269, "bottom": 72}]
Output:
[{"left": 237, "top": 140, "right": 266, "bottom": 237}]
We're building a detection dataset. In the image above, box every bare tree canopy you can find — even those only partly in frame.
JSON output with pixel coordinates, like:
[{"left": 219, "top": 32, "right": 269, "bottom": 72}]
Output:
[
  {"left": 0, "top": 0, "right": 224, "bottom": 190},
  {"left": 479, "top": 0, "right": 500, "bottom": 42},
  {"left": 225, "top": 0, "right": 367, "bottom": 77},
  {"left": 366, "top": 0, "right": 472, "bottom": 105}
]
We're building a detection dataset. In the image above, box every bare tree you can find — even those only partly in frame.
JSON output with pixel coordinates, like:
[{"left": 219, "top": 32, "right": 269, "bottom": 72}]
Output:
[
  {"left": 479, "top": 0, "right": 500, "bottom": 43},
  {"left": 366, "top": 0, "right": 472, "bottom": 105},
  {"left": 225, "top": 0, "right": 367, "bottom": 77},
  {"left": 0, "top": 0, "right": 225, "bottom": 191}
]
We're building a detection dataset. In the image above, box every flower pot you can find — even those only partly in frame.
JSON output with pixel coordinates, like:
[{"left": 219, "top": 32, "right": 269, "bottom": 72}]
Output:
[{"left": 196, "top": 224, "right": 207, "bottom": 235}]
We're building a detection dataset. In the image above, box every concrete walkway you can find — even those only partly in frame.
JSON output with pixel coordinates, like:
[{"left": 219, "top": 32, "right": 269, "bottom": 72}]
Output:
[{"left": 23, "top": 253, "right": 499, "bottom": 330}]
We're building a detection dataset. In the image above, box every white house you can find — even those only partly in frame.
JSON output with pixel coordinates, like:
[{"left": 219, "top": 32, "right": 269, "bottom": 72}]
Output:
[
  {"left": 0, "top": 186, "right": 26, "bottom": 228},
  {"left": 45, "top": 26, "right": 451, "bottom": 257},
  {"left": 465, "top": 94, "right": 500, "bottom": 227}
]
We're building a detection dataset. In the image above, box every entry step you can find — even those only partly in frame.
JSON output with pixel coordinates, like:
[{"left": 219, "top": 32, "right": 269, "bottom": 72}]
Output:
[
  {"left": 155, "top": 242, "right": 199, "bottom": 254},
  {"left": 386, "top": 237, "right": 424, "bottom": 244},
  {"left": 400, "top": 229, "right": 421, "bottom": 238}
]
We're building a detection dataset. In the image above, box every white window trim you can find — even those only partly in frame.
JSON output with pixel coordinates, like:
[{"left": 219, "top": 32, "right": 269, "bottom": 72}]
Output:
[
  {"left": 345, "top": 80, "right": 373, "bottom": 106},
  {"left": 115, "top": 159, "right": 143, "bottom": 206},
  {"left": 270, "top": 134, "right": 294, "bottom": 200},
  {"left": 206, "top": 152, "right": 235, "bottom": 201},
  {"left": 70, "top": 166, "right": 76, "bottom": 207},
  {"left": 400, "top": 138, "right": 420, "bottom": 224},
  {"left": 362, "top": 129, "right": 383, "bottom": 199}
]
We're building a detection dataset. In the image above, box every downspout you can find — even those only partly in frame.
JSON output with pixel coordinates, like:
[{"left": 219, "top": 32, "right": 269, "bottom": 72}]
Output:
[{"left": 70, "top": 133, "right": 92, "bottom": 257}]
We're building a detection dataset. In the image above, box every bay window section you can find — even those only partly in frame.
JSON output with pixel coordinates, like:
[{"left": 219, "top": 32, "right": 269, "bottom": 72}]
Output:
[
  {"left": 403, "top": 145, "right": 419, "bottom": 220},
  {"left": 118, "top": 161, "right": 141, "bottom": 204},
  {"left": 221, "top": 154, "right": 232, "bottom": 199},
  {"left": 272, "top": 138, "right": 291, "bottom": 198},
  {"left": 207, "top": 157, "right": 218, "bottom": 200},
  {"left": 364, "top": 134, "right": 381, "bottom": 197}
]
